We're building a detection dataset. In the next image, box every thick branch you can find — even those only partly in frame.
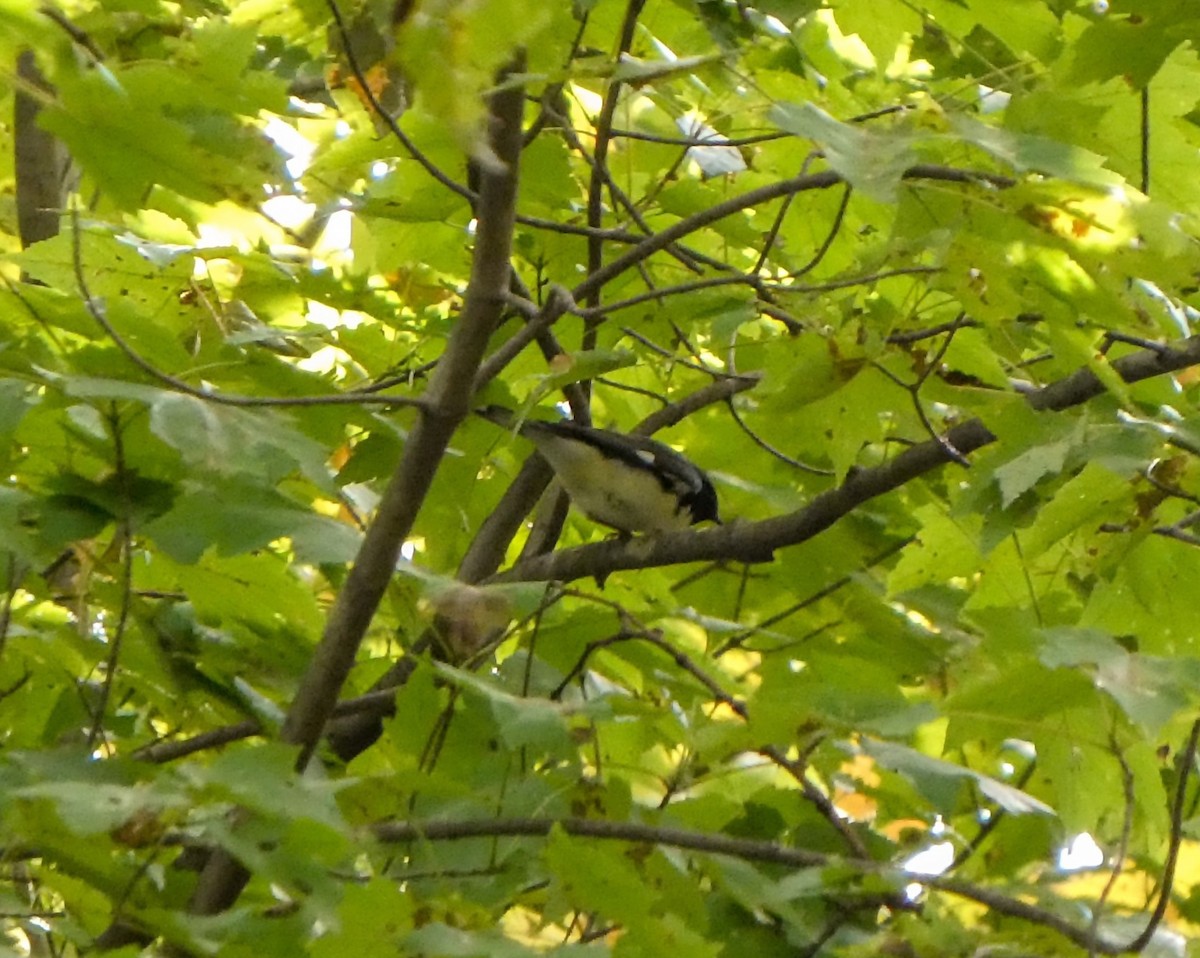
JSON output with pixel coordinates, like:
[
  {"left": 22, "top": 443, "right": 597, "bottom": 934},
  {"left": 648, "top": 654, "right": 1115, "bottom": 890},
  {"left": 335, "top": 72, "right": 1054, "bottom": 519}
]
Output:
[
  {"left": 463, "top": 375, "right": 759, "bottom": 585},
  {"left": 15, "top": 50, "right": 69, "bottom": 249},
  {"left": 374, "top": 815, "right": 827, "bottom": 867},
  {"left": 186, "top": 65, "right": 526, "bottom": 919},
  {"left": 491, "top": 335, "right": 1200, "bottom": 584},
  {"left": 280, "top": 67, "right": 525, "bottom": 764},
  {"left": 372, "top": 815, "right": 1128, "bottom": 953}
]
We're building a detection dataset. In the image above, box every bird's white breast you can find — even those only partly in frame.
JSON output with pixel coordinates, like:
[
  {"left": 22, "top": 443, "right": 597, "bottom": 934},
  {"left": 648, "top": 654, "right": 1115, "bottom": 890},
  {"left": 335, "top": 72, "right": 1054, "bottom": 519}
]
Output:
[{"left": 528, "top": 433, "right": 690, "bottom": 534}]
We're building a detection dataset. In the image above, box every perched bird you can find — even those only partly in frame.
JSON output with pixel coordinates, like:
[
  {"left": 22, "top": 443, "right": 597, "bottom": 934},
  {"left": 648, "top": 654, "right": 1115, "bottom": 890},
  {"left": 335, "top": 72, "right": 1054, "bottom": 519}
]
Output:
[{"left": 478, "top": 405, "right": 719, "bottom": 535}]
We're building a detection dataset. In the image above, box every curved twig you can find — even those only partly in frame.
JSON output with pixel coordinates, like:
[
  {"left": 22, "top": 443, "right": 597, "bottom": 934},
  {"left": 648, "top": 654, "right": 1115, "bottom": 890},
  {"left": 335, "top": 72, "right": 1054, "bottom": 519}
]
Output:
[
  {"left": 1089, "top": 735, "right": 1136, "bottom": 958},
  {"left": 69, "top": 211, "right": 426, "bottom": 410},
  {"left": 85, "top": 406, "right": 134, "bottom": 752},
  {"left": 1118, "top": 717, "right": 1200, "bottom": 953},
  {"left": 584, "top": 0, "right": 648, "bottom": 319},
  {"left": 578, "top": 264, "right": 939, "bottom": 320},
  {"left": 325, "top": 0, "right": 472, "bottom": 202},
  {"left": 725, "top": 397, "right": 833, "bottom": 475},
  {"left": 571, "top": 165, "right": 1000, "bottom": 304}
]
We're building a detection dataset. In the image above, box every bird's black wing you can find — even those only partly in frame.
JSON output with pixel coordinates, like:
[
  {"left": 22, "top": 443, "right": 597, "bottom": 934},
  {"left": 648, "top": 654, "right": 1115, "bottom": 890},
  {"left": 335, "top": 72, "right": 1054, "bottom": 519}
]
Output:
[
  {"left": 525, "top": 420, "right": 719, "bottom": 524},
  {"left": 476, "top": 405, "right": 719, "bottom": 525}
]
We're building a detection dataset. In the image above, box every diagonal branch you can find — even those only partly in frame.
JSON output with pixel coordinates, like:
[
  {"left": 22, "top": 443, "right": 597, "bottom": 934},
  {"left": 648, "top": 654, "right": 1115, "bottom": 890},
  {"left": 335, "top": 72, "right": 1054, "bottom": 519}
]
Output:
[
  {"left": 184, "top": 61, "right": 527, "bottom": 921},
  {"left": 571, "top": 164, "right": 1011, "bottom": 304},
  {"left": 490, "top": 334, "right": 1200, "bottom": 585},
  {"left": 280, "top": 65, "right": 526, "bottom": 767}
]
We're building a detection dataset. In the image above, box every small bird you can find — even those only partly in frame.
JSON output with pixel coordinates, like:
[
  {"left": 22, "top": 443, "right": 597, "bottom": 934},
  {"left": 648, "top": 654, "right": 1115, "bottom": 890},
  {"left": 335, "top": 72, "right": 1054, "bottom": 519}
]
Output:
[{"left": 478, "top": 405, "right": 719, "bottom": 535}]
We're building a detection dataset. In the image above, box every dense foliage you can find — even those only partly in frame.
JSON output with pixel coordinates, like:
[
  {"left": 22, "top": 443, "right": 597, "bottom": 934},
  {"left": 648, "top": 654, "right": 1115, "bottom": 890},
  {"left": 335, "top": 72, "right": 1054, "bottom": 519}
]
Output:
[{"left": 3, "top": 0, "right": 1200, "bottom": 954}]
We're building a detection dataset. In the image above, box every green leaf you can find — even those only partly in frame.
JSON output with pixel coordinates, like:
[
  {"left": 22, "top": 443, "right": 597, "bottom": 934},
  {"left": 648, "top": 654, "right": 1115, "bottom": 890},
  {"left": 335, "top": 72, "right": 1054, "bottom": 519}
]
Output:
[
  {"left": 753, "top": 653, "right": 932, "bottom": 739},
  {"left": 528, "top": 349, "right": 639, "bottom": 398},
  {"left": 403, "top": 923, "right": 547, "bottom": 958},
  {"left": 433, "top": 663, "right": 573, "bottom": 750},
  {"left": 184, "top": 744, "right": 348, "bottom": 829},
  {"left": 948, "top": 115, "right": 1122, "bottom": 187},
  {"left": 887, "top": 506, "right": 983, "bottom": 595},
  {"left": 149, "top": 393, "right": 336, "bottom": 489},
  {"left": 1039, "top": 627, "right": 1200, "bottom": 733},
  {"left": 543, "top": 825, "right": 653, "bottom": 923},
  {"left": 143, "top": 479, "right": 360, "bottom": 563},
  {"left": 831, "top": 0, "right": 923, "bottom": 61},
  {"left": 992, "top": 427, "right": 1075, "bottom": 507},
  {"left": 1067, "top": 7, "right": 1195, "bottom": 87},
  {"left": 862, "top": 739, "right": 1054, "bottom": 816},
  {"left": 769, "top": 103, "right": 917, "bottom": 200},
  {"left": 310, "top": 879, "right": 413, "bottom": 956},
  {"left": 7, "top": 751, "right": 188, "bottom": 836}
]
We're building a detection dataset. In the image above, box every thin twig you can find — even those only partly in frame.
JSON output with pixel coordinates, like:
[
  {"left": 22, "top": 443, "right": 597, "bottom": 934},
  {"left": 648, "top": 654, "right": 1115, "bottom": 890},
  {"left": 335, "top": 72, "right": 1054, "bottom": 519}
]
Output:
[
  {"left": 618, "top": 325, "right": 732, "bottom": 378},
  {"left": 752, "top": 151, "right": 827, "bottom": 276},
  {"left": 579, "top": 266, "right": 939, "bottom": 320},
  {"left": 551, "top": 623, "right": 747, "bottom": 719},
  {"left": 1117, "top": 717, "right": 1200, "bottom": 953},
  {"left": 584, "top": 0, "right": 647, "bottom": 321},
  {"left": 609, "top": 127, "right": 787, "bottom": 148},
  {"left": 1102, "top": 330, "right": 1172, "bottom": 355},
  {"left": 632, "top": 375, "right": 760, "bottom": 436},
  {"left": 69, "top": 210, "right": 425, "bottom": 410},
  {"left": 592, "top": 377, "right": 668, "bottom": 404},
  {"left": 951, "top": 759, "right": 1036, "bottom": 870},
  {"left": 583, "top": 274, "right": 764, "bottom": 318},
  {"left": 725, "top": 397, "right": 832, "bottom": 474},
  {"left": 325, "top": 0, "right": 473, "bottom": 203},
  {"left": 1089, "top": 735, "right": 1136, "bottom": 958},
  {"left": 572, "top": 164, "right": 1009, "bottom": 305},
  {"left": 474, "top": 286, "right": 576, "bottom": 389},
  {"left": 786, "top": 181, "right": 853, "bottom": 279},
  {"left": 714, "top": 538, "right": 913, "bottom": 656},
  {"left": 544, "top": 591, "right": 867, "bottom": 857},
  {"left": 326, "top": 0, "right": 644, "bottom": 250},
  {"left": 0, "top": 671, "right": 31, "bottom": 702},
  {"left": 889, "top": 311, "right": 972, "bottom": 467},
  {"left": 887, "top": 317, "right": 982, "bottom": 345},
  {"left": 39, "top": 6, "right": 106, "bottom": 61},
  {"left": 133, "top": 687, "right": 404, "bottom": 764},
  {"left": 550, "top": 101, "right": 703, "bottom": 277},
  {"left": 760, "top": 742, "right": 871, "bottom": 858},
  {"left": 86, "top": 405, "right": 135, "bottom": 752},
  {"left": 0, "top": 554, "right": 22, "bottom": 662}
]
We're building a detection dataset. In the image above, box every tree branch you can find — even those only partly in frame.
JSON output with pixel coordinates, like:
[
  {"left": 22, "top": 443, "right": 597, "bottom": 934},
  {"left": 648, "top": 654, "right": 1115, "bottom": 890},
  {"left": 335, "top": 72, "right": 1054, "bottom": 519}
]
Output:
[
  {"left": 371, "top": 814, "right": 1136, "bottom": 953},
  {"left": 584, "top": 0, "right": 646, "bottom": 316},
  {"left": 571, "top": 164, "right": 1011, "bottom": 304},
  {"left": 14, "top": 49, "right": 70, "bottom": 250},
  {"left": 280, "top": 63, "right": 526, "bottom": 767},
  {"left": 491, "top": 334, "right": 1200, "bottom": 584},
  {"left": 185, "top": 60, "right": 527, "bottom": 920},
  {"left": 69, "top": 214, "right": 426, "bottom": 411},
  {"left": 1117, "top": 717, "right": 1200, "bottom": 953}
]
